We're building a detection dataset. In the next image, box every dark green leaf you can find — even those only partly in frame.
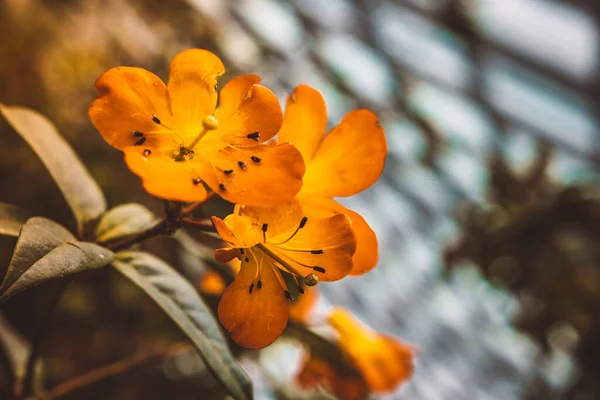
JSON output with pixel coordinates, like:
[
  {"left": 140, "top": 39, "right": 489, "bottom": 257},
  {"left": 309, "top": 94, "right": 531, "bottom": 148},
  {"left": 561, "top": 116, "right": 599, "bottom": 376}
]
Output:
[
  {"left": 0, "top": 105, "right": 106, "bottom": 231},
  {"left": 0, "top": 313, "right": 30, "bottom": 382},
  {"left": 113, "top": 251, "right": 253, "bottom": 400},
  {"left": 95, "top": 203, "right": 157, "bottom": 243},
  {"left": 0, "top": 203, "right": 32, "bottom": 237},
  {"left": 0, "top": 217, "right": 74, "bottom": 295},
  {"left": 1, "top": 241, "right": 114, "bottom": 301}
]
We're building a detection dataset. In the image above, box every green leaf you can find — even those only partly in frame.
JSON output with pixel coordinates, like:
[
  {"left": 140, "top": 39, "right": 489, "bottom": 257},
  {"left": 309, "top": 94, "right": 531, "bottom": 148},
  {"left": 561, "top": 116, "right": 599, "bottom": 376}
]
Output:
[
  {"left": 95, "top": 203, "right": 157, "bottom": 243},
  {"left": 0, "top": 217, "right": 74, "bottom": 295},
  {"left": 0, "top": 313, "right": 30, "bottom": 382},
  {"left": 0, "top": 203, "right": 32, "bottom": 237},
  {"left": 113, "top": 251, "right": 253, "bottom": 400},
  {"left": 0, "top": 105, "right": 106, "bottom": 232},
  {"left": 1, "top": 241, "right": 114, "bottom": 301}
]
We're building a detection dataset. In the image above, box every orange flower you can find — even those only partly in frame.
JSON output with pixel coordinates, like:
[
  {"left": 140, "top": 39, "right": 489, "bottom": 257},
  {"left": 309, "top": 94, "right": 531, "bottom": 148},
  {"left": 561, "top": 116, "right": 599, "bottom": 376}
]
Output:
[
  {"left": 89, "top": 49, "right": 305, "bottom": 207},
  {"left": 211, "top": 200, "right": 356, "bottom": 349},
  {"left": 198, "top": 270, "right": 227, "bottom": 296},
  {"left": 297, "top": 355, "right": 369, "bottom": 400},
  {"left": 289, "top": 286, "right": 319, "bottom": 323},
  {"left": 278, "top": 85, "right": 387, "bottom": 275},
  {"left": 328, "top": 307, "right": 414, "bottom": 393}
]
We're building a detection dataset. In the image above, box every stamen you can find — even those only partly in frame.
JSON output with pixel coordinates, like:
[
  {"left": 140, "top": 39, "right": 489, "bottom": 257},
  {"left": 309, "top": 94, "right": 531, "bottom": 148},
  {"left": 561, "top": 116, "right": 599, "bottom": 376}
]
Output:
[
  {"left": 134, "top": 137, "right": 147, "bottom": 146},
  {"left": 247, "top": 132, "right": 260, "bottom": 141},
  {"left": 313, "top": 266, "right": 326, "bottom": 273},
  {"left": 304, "top": 273, "right": 319, "bottom": 286},
  {"left": 284, "top": 290, "right": 294, "bottom": 301},
  {"left": 219, "top": 183, "right": 227, "bottom": 191},
  {"left": 152, "top": 115, "right": 161, "bottom": 124},
  {"left": 251, "top": 156, "right": 261, "bottom": 163},
  {"left": 249, "top": 283, "right": 255, "bottom": 294},
  {"left": 238, "top": 161, "right": 247, "bottom": 170},
  {"left": 223, "top": 170, "right": 234, "bottom": 175},
  {"left": 132, "top": 131, "right": 144, "bottom": 137},
  {"left": 299, "top": 216, "right": 308, "bottom": 228},
  {"left": 192, "top": 178, "right": 202, "bottom": 185},
  {"left": 262, "top": 223, "right": 268, "bottom": 242},
  {"left": 311, "top": 249, "right": 324, "bottom": 254},
  {"left": 240, "top": 248, "right": 244, "bottom": 254},
  {"left": 257, "top": 280, "right": 262, "bottom": 289},
  {"left": 244, "top": 257, "right": 249, "bottom": 263},
  {"left": 270, "top": 217, "right": 307, "bottom": 245},
  {"left": 143, "top": 149, "right": 151, "bottom": 157},
  {"left": 297, "top": 285, "right": 305, "bottom": 294}
]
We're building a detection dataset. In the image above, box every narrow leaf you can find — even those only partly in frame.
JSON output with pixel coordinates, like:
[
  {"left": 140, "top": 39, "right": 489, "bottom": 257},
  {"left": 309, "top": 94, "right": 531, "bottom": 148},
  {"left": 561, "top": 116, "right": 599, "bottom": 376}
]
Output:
[
  {"left": 1, "top": 105, "right": 106, "bottom": 230},
  {"left": 0, "top": 313, "right": 30, "bottom": 382},
  {"left": 1, "top": 241, "right": 114, "bottom": 301},
  {"left": 0, "top": 217, "right": 74, "bottom": 295},
  {"left": 0, "top": 203, "right": 32, "bottom": 237},
  {"left": 95, "top": 203, "right": 157, "bottom": 243},
  {"left": 113, "top": 251, "right": 253, "bottom": 400}
]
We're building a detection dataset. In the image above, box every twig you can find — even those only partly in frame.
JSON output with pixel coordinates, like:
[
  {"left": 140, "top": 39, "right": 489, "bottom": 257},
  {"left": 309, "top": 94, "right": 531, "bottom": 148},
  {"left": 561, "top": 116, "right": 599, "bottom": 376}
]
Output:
[
  {"left": 37, "top": 343, "right": 192, "bottom": 400},
  {"left": 181, "top": 218, "right": 217, "bottom": 232},
  {"left": 104, "top": 219, "right": 172, "bottom": 252},
  {"left": 20, "top": 277, "right": 72, "bottom": 398}
]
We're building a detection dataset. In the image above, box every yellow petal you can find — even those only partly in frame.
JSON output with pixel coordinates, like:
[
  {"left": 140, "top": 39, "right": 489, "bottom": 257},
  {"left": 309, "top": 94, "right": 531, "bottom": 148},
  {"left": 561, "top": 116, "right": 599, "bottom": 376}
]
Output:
[
  {"left": 328, "top": 308, "right": 415, "bottom": 393},
  {"left": 167, "top": 49, "right": 224, "bottom": 139},
  {"left": 201, "top": 143, "right": 305, "bottom": 207},
  {"left": 298, "top": 195, "right": 378, "bottom": 276},
  {"left": 269, "top": 213, "right": 356, "bottom": 282},
  {"left": 89, "top": 66, "right": 173, "bottom": 150},
  {"left": 218, "top": 250, "right": 290, "bottom": 349},
  {"left": 124, "top": 149, "right": 208, "bottom": 202},
  {"left": 278, "top": 85, "right": 328, "bottom": 160},
  {"left": 301, "top": 110, "right": 387, "bottom": 197},
  {"left": 212, "top": 75, "right": 283, "bottom": 146}
]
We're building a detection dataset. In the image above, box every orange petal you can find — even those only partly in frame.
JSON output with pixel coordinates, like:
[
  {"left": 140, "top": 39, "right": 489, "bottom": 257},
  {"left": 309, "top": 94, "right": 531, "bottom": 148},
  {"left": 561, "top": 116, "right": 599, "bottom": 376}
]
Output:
[
  {"left": 278, "top": 85, "right": 328, "bottom": 161},
  {"left": 297, "top": 356, "right": 370, "bottom": 400},
  {"left": 236, "top": 199, "right": 305, "bottom": 240},
  {"left": 218, "top": 250, "right": 290, "bottom": 349},
  {"left": 328, "top": 308, "right": 415, "bottom": 393},
  {"left": 214, "top": 247, "right": 241, "bottom": 264},
  {"left": 202, "top": 143, "right": 305, "bottom": 207},
  {"left": 269, "top": 213, "right": 356, "bottom": 282},
  {"left": 89, "top": 67, "right": 173, "bottom": 150},
  {"left": 289, "top": 286, "right": 319, "bottom": 323},
  {"left": 301, "top": 110, "right": 387, "bottom": 197},
  {"left": 299, "top": 195, "right": 378, "bottom": 276},
  {"left": 167, "top": 49, "right": 224, "bottom": 139},
  {"left": 212, "top": 75, "right": 283, "bottom": 146},
  {"left": 198, "top": 271, "right": 227, "bottom": 296},
  {"left": 124, "top": 150, "right": 208, "bottom": 202}
]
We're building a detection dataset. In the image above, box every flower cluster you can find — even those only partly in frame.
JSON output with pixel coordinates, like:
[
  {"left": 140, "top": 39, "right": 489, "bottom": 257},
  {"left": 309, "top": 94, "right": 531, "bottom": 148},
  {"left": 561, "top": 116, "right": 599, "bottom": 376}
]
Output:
[{"left": 89, "top": 49, "right": 387, "bottom": 349}]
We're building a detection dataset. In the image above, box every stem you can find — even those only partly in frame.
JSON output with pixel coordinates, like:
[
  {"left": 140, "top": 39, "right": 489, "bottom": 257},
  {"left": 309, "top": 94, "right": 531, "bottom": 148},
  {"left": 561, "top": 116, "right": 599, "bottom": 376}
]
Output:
[
  {"left": 181, "top": 218, "right": 217, "bottom": 232},
  {"left": 21, "top": 277, "right": 72, "bottom": 398},
  {"left": 256, "top": 243, "right": 307, "bottom": 280},
  {"left": 38, "top": 343, "right": 191, "bottom": 400},
  {"left": 104, "top": 219, "right": 171, "bottom": 252}
]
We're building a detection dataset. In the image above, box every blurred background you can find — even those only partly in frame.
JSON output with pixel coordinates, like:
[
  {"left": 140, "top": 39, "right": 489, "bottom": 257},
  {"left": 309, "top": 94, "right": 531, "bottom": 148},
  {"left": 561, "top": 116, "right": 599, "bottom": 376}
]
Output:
[{"left": 1, "top": 0, "right": 600, "bottom": 398}]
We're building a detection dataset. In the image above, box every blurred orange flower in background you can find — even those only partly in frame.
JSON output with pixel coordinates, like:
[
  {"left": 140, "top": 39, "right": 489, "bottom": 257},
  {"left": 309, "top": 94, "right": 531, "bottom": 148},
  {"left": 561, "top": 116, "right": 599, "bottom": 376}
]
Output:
[
  {"left": 211, "top": 199, "right": 356, "bottom": 349},
  {"left": 89, "top": 48, "right": 305, "bottom": 207},
  {"left": 278, "top": 85, "right": 387, "bottom": 275},
  {"left": 297, "top": 307, "right": 415, "bottom": 399},
  {"left": 289, "top": 285, "right": 319, "bottom": 323}
]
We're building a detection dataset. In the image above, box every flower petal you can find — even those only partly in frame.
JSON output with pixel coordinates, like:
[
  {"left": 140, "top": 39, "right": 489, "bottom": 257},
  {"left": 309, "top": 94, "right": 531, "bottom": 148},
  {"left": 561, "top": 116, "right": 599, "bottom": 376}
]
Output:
[
  {"left": 202, "top": 143, "right": 305, "bottom": 207},
  {"left": 297, "top": 356, "right": 370, "bottom": 400},
  {"left": 198, "top": 270, "right": 227, "bottom": 296},
  {"left": 298, "top": 195, "right": 378, "bottom": 276},
  {"left": 214, "top": 247, "right": 241, "bottom": 264},
  {"left": 328, "top": 308, "right": 415, "bottom": 393},
  {"left": 301, "top": 110, "right": 387, "bottom": 197},
  {"left": 89, "top": 67, "right": 173, "bottom": 150},
  {"left": 212, "top": 216, "right": 238, "bottom": 246},
  {"left": 236, "top": 199, "right": 305, "bottom": 241},
  {"left": 277, "top": 85, "right": 328, "bottom": 161},
  {"left": 289, "top": 286, "right": 319, "bottom": 323},
  {"left": 271, "top": 213, "right": 356, "bottom": 282},
  {"left": 124, "top": 149, "right": 208, "bottom": 202},
  {"left": 212, "top": 75, "right": 283, "bottom": 146},
  {"left": 218, "top": 250, "right": 290, "bottom": 349},
  {"left": 167, "top": 49, "right": 224, "bottom": 139}
]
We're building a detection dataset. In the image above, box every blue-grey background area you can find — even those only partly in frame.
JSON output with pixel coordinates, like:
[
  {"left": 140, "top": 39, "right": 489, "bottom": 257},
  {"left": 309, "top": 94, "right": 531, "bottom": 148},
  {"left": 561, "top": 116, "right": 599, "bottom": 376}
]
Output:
[{"left": 186, "top": 0, "right": 599, "bottom": 398}]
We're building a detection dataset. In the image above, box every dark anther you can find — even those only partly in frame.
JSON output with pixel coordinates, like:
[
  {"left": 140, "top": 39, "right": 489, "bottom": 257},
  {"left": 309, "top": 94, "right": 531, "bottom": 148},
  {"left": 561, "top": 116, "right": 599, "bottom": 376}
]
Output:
[
  {"left": 311, "top": 249, "right": 323, "bottom": 254},
  {"left": 376, "top": 120, "right": 381, "bottom": 127},
  {"left": 223, "top": 169, "right": 234, "bottom": 175},
  {"left": 193, "top": 178, "right": 202, "bottom": 185},
  {"left": 297, "top": 286, "right": 305, "bottom": 294},
  {"left": 219, "top": 183, "right": 227, "bottom": 191},
  {"left": 284, "top": 290, "right": 294, "bottom": 301},
  {"left": 251, "top": 156, "right": 261, "bottom": 163},
  {"left": 257, "top": 280, "right": 262, "bottom": 289},
  {"left": 247, "top": 132, "right": 260, "bottom": 141},
  {"left": 143, "top": 149, "right": 151, "bottom": 157},
  {"left": 152, "top": 115, "right": 161, "bottom": 124},
  {"left": 240, "top": 248, "right": 244, "bottom": 254},
  {"left": 132, "top": 131, "right": 144, "bottom": 137},
  {"left": 249, "top": 283, "right": 254, "bottom": 294},
  {"left": 313, "top": 266, "right": 326, "bottom": 273},
  {"left": 134, "top": 137, "right": 147, "bottom": 146},
  {"left": 244, "top": 257, "right": 249, "bottom": 263},
  {"left": 238, "top": 161, "right": 247, "bottom": 170},
  {"left": 299, "top": 216, "right": 308, "bottom": 229},
  {"left": 262, "top": 224, "right": 268, "bottom": 232}
]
